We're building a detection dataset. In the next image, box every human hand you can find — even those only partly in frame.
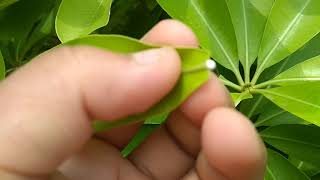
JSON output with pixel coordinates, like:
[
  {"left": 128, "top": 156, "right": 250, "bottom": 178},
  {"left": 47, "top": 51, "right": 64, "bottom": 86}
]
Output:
[{"left": 0, "top": 20, "right": 266, "bottom": 180}]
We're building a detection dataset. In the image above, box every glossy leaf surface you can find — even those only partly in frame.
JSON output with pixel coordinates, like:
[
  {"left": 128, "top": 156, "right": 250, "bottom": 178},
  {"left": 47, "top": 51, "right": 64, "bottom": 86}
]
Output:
[
  {"left": 259, "top": 33, "right": 320, "bottom": 83},
  {"left": 261, "top": 125, "right": 320, "bottom": 167},
  {"left": 156, "top": 0, "right": 239, "bottom": 74},
  {"left": 255, "top": 101, "right": 307, "bottom": 127},
  {"left": 225, "top": 0, "right": 273, "bottom": 73},
  {"left": 269, "top": 55, "right": 320, "bottom": 86},
  {"left": 265, "top": 149, "right": 310, "bottom": 180},
  {"left": 56, "top": 0, "right": 113, "bottom": 42},
  {"left": 64, "top": 35, "right": 210, "bottom": 131},
  {"left": 256, "top": 0, "right": 320, "bottom": 80},
  {"left": 257, "top": 83, "right": 320, "bottom": 126}
]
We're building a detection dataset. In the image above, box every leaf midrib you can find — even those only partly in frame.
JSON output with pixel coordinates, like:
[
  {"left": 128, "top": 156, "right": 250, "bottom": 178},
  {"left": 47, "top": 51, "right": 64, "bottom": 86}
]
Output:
[
  {"left": 247, "top": 95, "right": 264, "bottom": 118},
  {"left": 262, "top": 89, "right": 320, "bottom": 109},
  {"left": 190, "top": 0, "right": 238, "bottom": 72},
  {"left": 258, "top": 0, "right": 311, "bottom": 70},
  {"left": 266, "top": 165, "right": 277, "bottom": 180},
  {"left": 255, "top": 110, "right": 285, "bottom": 126},
  {"left": 262, "top": 134, "right": 320, "bottom": 149},
  {"left": 83, "top": 0, "right": 107, "bottom": 30},
  {"left": 269, "top": 77, "right": 320, "bottom": 85},
  {"left": 241, "top": 0, "right": 250, "bottom": 69}
]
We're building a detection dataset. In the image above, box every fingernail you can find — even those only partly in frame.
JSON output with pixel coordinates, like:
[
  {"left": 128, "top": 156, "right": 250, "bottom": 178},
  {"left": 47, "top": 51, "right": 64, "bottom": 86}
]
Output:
[{"left": 132, "top": 47, "right": 174, "bottom": 65}]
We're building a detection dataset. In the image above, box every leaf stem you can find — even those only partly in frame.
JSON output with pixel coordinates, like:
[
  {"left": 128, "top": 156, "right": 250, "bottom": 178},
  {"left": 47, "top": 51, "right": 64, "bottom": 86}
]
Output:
[
  {"left": 251, "top": 66, "right": 263, "bottom": 85},
  {"left": 235, "top": 69, "right": 245, "bottom": 86},
  {"left": 253, "top": 80, "right": 277, "bottom": 89},
  {"left": 220, "top": 77, "right": 242, "bottom": 92},
  {"left": 245, "top": 66, "right": 250, "bottom": 83},
  {"left": 249, "top": 88, "right": 264, "bottom": 94}
]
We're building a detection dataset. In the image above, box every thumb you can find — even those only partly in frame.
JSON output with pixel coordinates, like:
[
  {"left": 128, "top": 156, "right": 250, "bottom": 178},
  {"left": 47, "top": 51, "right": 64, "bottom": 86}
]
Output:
[{"left": 0, "top": 46, "right": 181, "bottom": 177}]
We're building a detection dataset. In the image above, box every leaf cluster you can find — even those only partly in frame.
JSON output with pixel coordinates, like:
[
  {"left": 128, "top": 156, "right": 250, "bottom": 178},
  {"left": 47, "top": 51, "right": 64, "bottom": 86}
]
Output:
[
  {"left": 1, "top": 0, "right": 320, "bottom": 179},
  {"left": 156, "top": 0, "right": 320, "bottom": 178}
]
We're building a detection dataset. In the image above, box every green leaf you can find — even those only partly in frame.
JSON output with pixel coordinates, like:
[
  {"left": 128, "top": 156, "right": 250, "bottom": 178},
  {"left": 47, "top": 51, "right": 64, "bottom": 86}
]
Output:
[
  {"left": 0, "top": 0, "right": 57, "bottom": 67},
  {"left": 121, "top": 113, "right": 169, "bottom": 157},
  {"left": 55, "top": 0, "right": 113, "bottom": 42},
  {"left": 0, "top": 0, "right": 56, "bottom": 43},
  {"left": 266, "top": 55, "right": 320, "bottom": 86},
  {"left": 63, "top": 35, "right": 210, "bottom": 131},
  {"left": 100, "top": 0, "right": 164, "bottom": 39},
  {"left": 290, "top": 157, "right": 320, "bottom": 177},
  {"left": 0, "top": 50, "right": 5, "bottom": 79},
  {"left": 265, "top": 149, "right": 310, "bottom": 180},
  {"left": 144, "top": 112, "right": 170, "bottom": 125},
  {"left": 256, "top": 83, "right": 320, "bottom": 126},
  {"left": 254, "top": 0, "right": 320, "bottom": 83},
  {"left": 0, "top": 0, "right": 18, "bottom": 10},
  {"left": 18, "top": 0, "right": 61, "bottom": 63},
  {"left": 261, "top": 125, "right": 320, "bottom": 167},
  {"left": 255, "top": 101, "right": 307, "bottom": 127},
  {"left": 121, "top": 124, "right": 160, "bottom": 157},
  {"left": 225, "top": 0, "right": 274, "bottom": 81},
  {"left": 239, "top": 94, "right": 269, "bottom": 118},
  {"left": 66, "top": 34, "right": 151, "bottom": 52},
  {"left": 156, "top": 0, "right": 241, "bottom": 78},
  {"left": 259, "top": 33, "right": 320, "bottom": 83},
  {"left": 230, "top": 92, "right": 253, "bottom": 107}
]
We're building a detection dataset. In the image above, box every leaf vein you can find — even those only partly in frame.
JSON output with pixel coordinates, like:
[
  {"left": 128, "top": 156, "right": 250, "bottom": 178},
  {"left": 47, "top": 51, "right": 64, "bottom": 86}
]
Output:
[
  {"left": 190, "top": 0, "right": 237, "bottom": 72},
  {"left": 255, "top": 110, "right": 286, "bottom": 126},
  {"left": 267, "top": 165, "right": 277, "bottom": 180},
  {"left": 262, "top": 90, "right": 320, "bottom": 109},
  {"left": 242, "top": 0, "right": 249, "bottom": 69},
  {"left": 259, "top": 0, "right": 311, "bottom": 69},
  {"left": 262, "top": 134, "right": 320, "bottom": 149}
]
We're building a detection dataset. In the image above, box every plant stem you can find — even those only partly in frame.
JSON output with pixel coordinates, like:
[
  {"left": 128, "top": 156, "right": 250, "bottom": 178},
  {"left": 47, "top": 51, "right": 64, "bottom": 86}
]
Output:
[
  {"left": 220, "top": 77, "right": 242, "bottom": 92},
  {"left": 253, "top": 78, "right": 292, "bottom": 89},
  {"left": 245, "top": 67, "right": 250, "bottom": 83},
  {"left": 253, "top": 80, "right": 274, "bottom": 89},
  {"left": 251, "top": 66, "right": 263, "bottom": 85},
  {"left": 234, "top": 69, "right": 245, "bottom": 86},
  {"left": 250, "top": 88, "right": 265, "bottom": 94}
]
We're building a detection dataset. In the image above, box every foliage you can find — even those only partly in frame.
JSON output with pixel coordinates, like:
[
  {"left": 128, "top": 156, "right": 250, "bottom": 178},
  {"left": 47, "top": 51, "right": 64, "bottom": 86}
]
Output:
[
  {"left": 1, "top": 0, "right": 320, "bottom": 179},
  {"left": 62, "top": 35, "right": 210, "bottom": 130}
]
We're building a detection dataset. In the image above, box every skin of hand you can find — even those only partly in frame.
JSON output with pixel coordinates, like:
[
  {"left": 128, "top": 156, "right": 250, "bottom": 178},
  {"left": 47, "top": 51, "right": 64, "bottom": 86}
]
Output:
[{"left": 0, "top": 20, "right": 266, "bottom": 180}]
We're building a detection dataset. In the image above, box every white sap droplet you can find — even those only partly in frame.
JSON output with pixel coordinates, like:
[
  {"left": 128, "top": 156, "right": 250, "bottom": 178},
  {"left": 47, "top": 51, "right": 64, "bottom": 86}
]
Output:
[{"left": 206, "top": 59, "right": 216, "bottom": 70}]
